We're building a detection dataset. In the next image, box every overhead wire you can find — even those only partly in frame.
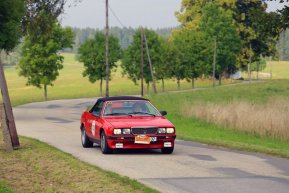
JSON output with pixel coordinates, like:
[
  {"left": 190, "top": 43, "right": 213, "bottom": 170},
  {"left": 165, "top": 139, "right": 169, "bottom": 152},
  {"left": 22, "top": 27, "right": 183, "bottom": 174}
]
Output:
[{"left": 107, "top": 3, "right": 126, "bottom": 28}]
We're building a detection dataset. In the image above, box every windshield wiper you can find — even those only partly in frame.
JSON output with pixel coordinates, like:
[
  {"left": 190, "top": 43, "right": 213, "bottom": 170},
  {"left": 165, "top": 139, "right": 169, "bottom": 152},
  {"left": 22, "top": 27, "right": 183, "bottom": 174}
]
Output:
[
  {"left": 105, "top": 113, "right": 132, "bottom": 116},
  {"left": 130, "top": 112, "right": 156, "bottom": 116}
]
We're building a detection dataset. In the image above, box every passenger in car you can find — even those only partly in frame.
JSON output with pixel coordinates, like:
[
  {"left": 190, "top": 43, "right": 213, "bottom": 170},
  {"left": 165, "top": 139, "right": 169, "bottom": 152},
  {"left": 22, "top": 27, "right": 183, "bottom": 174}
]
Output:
[
  {"left": 104, "top": 104, "right": 113, "bottom": 115},
  {"left": 132, "top": 103, "right": 146, "bottom": 113}
]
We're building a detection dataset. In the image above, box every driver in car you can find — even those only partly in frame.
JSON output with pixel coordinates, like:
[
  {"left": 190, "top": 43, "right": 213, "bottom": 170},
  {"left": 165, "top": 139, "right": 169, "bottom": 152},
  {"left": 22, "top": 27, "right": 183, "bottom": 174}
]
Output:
[{"left": 132, "top": 103, "right": 147, "bottom": 113}]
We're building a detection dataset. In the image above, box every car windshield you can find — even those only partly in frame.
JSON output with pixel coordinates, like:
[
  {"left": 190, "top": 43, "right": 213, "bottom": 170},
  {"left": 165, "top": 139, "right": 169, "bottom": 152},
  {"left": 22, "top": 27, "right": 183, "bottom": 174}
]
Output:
[{"left": 103, "top": 100, "right": 161, "bottom": 116}]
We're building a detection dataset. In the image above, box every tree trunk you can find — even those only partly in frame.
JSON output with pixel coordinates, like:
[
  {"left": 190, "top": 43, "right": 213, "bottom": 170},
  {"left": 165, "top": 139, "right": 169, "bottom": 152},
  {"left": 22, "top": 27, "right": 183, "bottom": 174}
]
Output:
[
  {"left": 192, "top": 76, "right": 195, "bottom": 89},
  {"left": 0, "top": 57, "right": 19, "bottom": 148},
  {"left": 44, "top": 84, "right": 48, "bottom": 101},
  {"left": 1, "top": 104, "right": 13, "bottom": 151},
  {"left": 100, "top": 78, "right": 103, "bottom": 97},
  {"left": 177, "top": 78, "right": 180, "bottom": 90},
  {"left": 219, "top": 76, "right": 222, "bottom": 85},
  {"left": 147, "top": 82, "right": 150, "bottom": 95},
  {"left": 161, "top": 78, "right": 165, "bottom": 93}
]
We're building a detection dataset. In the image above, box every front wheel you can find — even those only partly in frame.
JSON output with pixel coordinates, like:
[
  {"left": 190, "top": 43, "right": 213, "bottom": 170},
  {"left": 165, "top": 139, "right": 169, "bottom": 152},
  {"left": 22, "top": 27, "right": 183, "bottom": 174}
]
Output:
[
  {"left": 161, "top": 146, "right": 174, "bottom": 154},
  {"left": 81, "top": 127, "right": 93, "bottom": 148},
  {"left": 100, "top": 131, "right": 112, "bottom": 154}
]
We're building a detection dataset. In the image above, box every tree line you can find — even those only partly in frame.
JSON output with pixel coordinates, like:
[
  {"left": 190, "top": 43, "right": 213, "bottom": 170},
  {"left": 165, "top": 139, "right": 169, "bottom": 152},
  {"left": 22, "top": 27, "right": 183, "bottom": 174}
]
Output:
[
  {"left": 68, "top": 26, "right": 174, "bottom": 52},
  {"left": 1, "top": 0, "right": 289, "bottom": 100},
  {"left": 78, "top": 1, "right": 289, "bottom": 95},
  {"left": 277, "top": 29, "right": 289, "bottom": 61}
]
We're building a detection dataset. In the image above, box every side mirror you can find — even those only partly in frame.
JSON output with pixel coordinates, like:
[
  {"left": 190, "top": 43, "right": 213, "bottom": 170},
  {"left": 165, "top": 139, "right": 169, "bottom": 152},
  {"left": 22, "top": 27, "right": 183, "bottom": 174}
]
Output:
[{"left": 160, "top": 111, "right": 167, "bottom": 116}]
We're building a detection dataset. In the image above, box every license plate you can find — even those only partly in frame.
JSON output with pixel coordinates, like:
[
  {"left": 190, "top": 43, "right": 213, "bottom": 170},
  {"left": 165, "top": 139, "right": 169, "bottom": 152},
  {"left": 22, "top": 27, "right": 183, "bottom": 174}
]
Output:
[{"left": 135, "top": 135, "right": 150, "bottom": 144}]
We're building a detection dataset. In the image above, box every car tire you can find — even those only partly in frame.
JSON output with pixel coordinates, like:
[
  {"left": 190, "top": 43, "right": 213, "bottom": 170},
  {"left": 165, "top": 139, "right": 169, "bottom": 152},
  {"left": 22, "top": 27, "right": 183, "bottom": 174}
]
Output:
[
  {"left": 161, "top": 147, "right": 174, "bottom": 154},
  {"left": 81, "top": 127, "right": 93, "bottom": 148},
  {"left": 100, "top": 131, "right": 112, "bottom": 154}
]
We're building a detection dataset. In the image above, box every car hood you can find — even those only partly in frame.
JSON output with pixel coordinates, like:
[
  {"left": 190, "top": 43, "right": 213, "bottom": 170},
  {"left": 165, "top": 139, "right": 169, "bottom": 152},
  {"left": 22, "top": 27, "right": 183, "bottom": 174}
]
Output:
[{"left": 104, "top": 116, "right": 174, "bottom": 128}]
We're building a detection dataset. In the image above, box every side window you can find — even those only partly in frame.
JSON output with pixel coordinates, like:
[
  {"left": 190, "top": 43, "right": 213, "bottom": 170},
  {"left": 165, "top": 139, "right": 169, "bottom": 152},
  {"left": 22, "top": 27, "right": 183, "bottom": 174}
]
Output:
[{"left": 92, "top": 101, "right": 104, "bottom": 117}]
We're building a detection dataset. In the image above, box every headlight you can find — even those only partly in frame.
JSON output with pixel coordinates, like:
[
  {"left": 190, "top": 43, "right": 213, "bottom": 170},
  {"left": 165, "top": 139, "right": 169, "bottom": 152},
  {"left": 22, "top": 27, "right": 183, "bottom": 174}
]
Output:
[
  {"left": 166, "top": 128, "right": 175, "bottom": 134},
  {"left": 122, "top": 128, "right": 131, "bottom": 135},
  {"left": 158, "top": 128, "right": 166, "bottom": 134},
  {"left": 113, "top": 129, "right": 122, "bottom": 135}
]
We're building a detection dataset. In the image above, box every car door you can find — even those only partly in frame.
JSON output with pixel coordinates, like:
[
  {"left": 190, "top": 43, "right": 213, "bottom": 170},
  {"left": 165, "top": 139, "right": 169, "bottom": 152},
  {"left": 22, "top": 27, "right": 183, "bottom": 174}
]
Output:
[{"left": 86, "top": 101, "right": 104, "bottom": 140}]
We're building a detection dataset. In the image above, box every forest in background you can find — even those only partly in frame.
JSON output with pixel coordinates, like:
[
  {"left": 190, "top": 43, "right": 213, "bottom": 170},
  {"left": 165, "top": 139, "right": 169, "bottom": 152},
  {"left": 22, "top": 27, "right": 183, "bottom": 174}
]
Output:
[
  {"left": 1, "top": 26, "right": 288, "bottom": 67},
  {"left": 277, "top": 29, "right": 289, "bottom": 61},
  {"left": 70, "top": 26, "right": 175, "bottom": 51}
]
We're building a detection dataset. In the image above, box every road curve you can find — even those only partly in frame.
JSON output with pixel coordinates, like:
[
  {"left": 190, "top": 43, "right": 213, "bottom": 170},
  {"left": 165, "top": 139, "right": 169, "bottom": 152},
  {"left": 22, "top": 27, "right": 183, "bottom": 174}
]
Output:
[{"left": 14, "top": 98, "right": 289, "bottom": 193}]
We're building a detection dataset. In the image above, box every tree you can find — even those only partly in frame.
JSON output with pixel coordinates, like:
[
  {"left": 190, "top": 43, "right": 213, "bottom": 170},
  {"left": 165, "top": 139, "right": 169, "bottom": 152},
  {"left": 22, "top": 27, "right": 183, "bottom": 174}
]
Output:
[
  {"left": 0, "top": 0, "right": 25, "bottom": 149},
  {"left": 250, "top": 57, "right": 266, "bottom": 72},
  {"left": 176, "top": 0, "right": 283, "bottom": 69},
  {"left": 77, "top": 32, "right": 121, "bottom": 96},
  {"left": 0, "top": 0, "right": 24, "bottom": 51},
  {"left": 234, "top": 0, "right": 281, "bottom": 68},
  {"left": 199, "top": 3, "right": 241, "bottom": 84},
  {"left": 176, "top": 0, "right": 236, "bottom": 29},
  {"left": 172, "top": 29, "right": 212, "bottom": 88},
  {"left": 279, "top": 5, "right": 289, "bottom": 31},
  {"left": 161, "top": 40, "right": 184, "bottom": 90},
  {"left": 23, "top": 0, "right": 67, "bottom": 38},
  {"left": 122, "top": 28, "right": 162, "bottom": 93},
  {"left": 19, "top": 20, "right": 74, "bottom": 100}
]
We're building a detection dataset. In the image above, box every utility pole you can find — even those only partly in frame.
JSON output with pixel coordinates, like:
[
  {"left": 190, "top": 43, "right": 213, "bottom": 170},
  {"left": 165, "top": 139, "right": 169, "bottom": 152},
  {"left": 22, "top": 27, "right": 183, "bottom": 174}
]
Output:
[
  {"left": 105, "top": 0, "right": 110, "bottom": 97},
  {"left": 213, "top": 37, "right": 216, "bottom": 87},
  {"left": 140, "top": 28, "right": 144, "bottom": 97},
  {"left": 0, "top": 55, "right": 20, "bottom": 149},
  {"left": 143, "top": 32, "right": 157, "bottom": 94}
]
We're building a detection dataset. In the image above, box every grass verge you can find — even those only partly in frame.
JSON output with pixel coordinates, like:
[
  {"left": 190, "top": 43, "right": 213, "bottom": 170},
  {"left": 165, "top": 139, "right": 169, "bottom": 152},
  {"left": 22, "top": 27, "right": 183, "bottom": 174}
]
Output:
[
  {"left": 0, "top": 133, "right": 158, "bottom": 193},
  {"left": 149, "top": 80, "right": 289, "bottom": 158},
  {"left": 0, "top": 180, "right": 13, "bottom": 193}
]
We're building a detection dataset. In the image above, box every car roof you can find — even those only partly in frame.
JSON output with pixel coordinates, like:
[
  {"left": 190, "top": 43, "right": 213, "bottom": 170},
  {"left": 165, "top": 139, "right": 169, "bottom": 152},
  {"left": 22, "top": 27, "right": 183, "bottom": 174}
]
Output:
[{"left": 97, "top": 96, "right": 149, "bottom": 102}]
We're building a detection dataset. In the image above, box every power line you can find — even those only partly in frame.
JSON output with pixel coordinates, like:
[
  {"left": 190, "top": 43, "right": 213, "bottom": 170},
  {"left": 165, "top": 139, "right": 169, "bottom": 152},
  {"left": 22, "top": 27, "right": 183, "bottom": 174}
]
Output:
[{"left": 108, "top": 4, "right": 126, "bottom": 28}]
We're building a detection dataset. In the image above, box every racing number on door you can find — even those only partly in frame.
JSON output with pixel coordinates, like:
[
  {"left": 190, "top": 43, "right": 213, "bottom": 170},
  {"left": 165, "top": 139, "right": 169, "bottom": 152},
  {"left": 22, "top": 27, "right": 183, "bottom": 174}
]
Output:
[{"left": 91, "top": 120, "right": 96, "bottom": 136}]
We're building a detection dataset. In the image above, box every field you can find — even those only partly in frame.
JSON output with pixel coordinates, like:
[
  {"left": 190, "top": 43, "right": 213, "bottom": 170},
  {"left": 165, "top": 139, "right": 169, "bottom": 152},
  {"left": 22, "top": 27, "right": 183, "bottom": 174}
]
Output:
[
  {"left": 146, "top": 55, "right": 289, "bottom": 157},
  {"left": 264, "top": 61, "right": 289, "bottom": 79},
  {"left": 149, "top": 79, "right": 289, "bottom": 157},
  {"left": 4, "top": 53, "right": 239, "bottom": 106}
]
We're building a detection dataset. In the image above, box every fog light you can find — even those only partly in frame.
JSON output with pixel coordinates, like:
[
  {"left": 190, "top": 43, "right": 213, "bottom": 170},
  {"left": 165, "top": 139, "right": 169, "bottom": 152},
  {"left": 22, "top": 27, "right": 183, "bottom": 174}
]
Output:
[
  {"left": 164, "top": 142, "right": 172, "bottom": 147},
  {"left": 166, "top": 128, "right": 175, "bottom": 134},
  {"left": 114, "top": 129, "right": 121, "bottom": 135},
  {"left": 122, "top": 128, "right": 131, "bottom": 135},
  {"left": 158, "top": 128, "right": 166, "bottom": 134}
]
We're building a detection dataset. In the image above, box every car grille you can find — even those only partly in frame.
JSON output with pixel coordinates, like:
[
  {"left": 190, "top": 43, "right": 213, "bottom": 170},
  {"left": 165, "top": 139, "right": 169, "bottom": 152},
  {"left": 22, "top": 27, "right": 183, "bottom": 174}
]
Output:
[{"left": 131, "top": 127, "right": 158, "bottom": 135}]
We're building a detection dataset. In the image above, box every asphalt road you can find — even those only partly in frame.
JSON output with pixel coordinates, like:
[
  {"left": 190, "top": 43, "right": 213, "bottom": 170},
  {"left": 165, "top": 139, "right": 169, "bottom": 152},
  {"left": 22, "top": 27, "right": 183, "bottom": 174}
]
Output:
[{"left": 14, "top": 98, "right": 289, "bottom": 193}]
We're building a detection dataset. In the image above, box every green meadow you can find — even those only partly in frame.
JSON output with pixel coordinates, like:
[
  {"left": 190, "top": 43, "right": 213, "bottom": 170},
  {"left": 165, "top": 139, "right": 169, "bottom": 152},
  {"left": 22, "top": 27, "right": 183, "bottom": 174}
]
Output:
[{"left": 4, "top": 53, "right": 239, "bottom": 106}]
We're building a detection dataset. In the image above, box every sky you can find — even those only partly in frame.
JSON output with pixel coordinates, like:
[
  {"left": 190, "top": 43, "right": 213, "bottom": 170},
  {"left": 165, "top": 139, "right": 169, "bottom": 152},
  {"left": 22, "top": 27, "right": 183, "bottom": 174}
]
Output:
[{"left": 60, "top": 0, "right": 289, "bottom": 29}]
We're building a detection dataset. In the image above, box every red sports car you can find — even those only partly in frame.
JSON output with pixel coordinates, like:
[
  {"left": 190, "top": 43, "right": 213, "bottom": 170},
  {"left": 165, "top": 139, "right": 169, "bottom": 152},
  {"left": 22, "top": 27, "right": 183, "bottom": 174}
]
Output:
[{"left": 80, "top": 96, "right": 176, "bottom": 154}]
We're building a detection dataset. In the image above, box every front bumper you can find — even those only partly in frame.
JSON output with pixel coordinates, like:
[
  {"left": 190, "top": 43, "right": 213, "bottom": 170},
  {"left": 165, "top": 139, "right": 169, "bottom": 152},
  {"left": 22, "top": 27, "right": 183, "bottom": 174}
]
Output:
[{"left": 107, "top": 134, "right": 176, "bottom": 149}]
